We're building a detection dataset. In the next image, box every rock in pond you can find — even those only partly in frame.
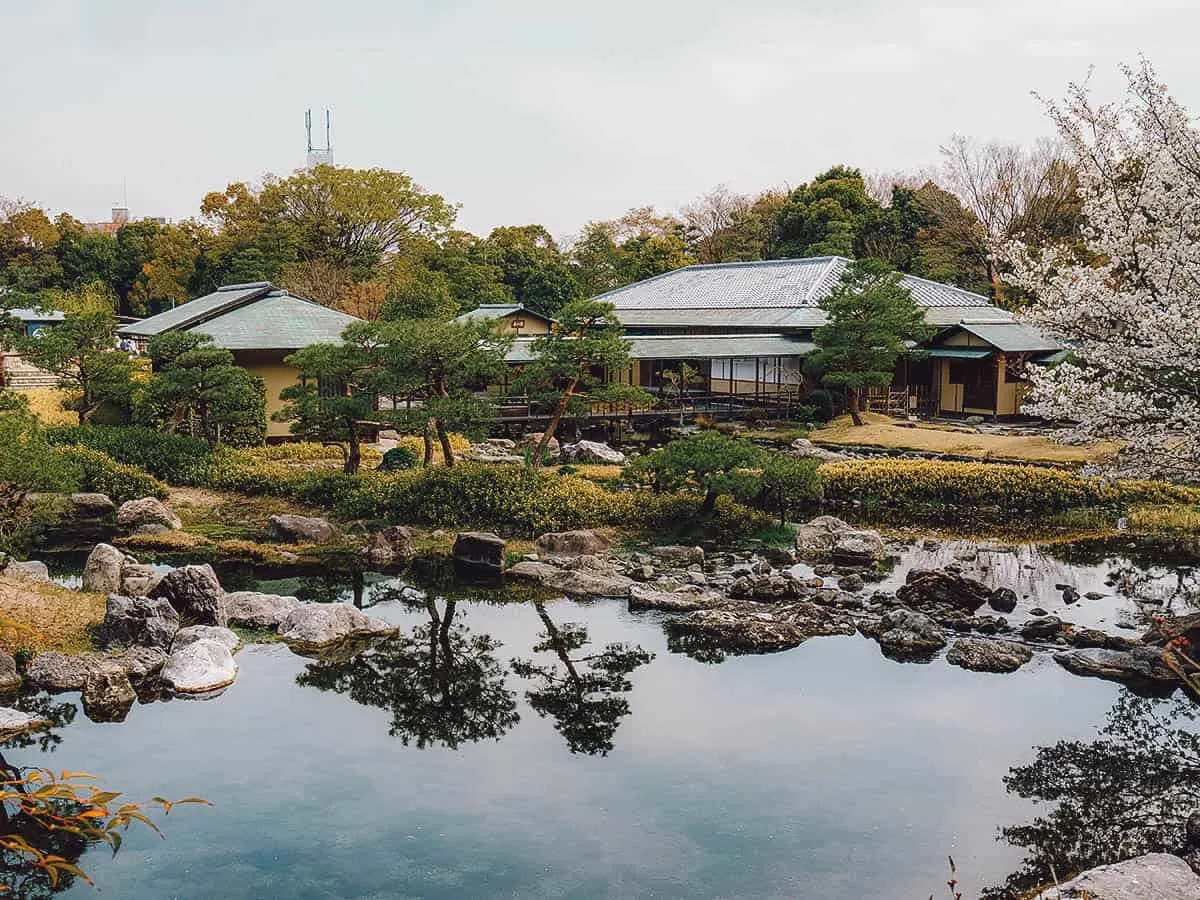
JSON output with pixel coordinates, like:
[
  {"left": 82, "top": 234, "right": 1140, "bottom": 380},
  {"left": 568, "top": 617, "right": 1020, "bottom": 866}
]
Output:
[
  {"left": 649, "top": 545, "right": 705, "bottom": 566},
  {"left": 729, "top": 573, "right": 803, "bottom": 602},
  {"left": 114, "top": 646, "right": 168, "bottom": 681},
  {"left": 25, "top": 652, "right": 100, "bottom": 692},
  {"left": 1021, "top": 616, "right": 1064, "bottom": 641},
  {"left": 666, "top": 600, "right": 856, "bottom": 655},
  {"left": 161, "top": 639, "right": 239, "bottom": 694},
  {"left": 0, "top": 651, "right": 19, "bottom": 692},
  {"left": 277, "top": 603, "right": 396, "bottom": 651},
  {"left": 627, "top": 585, "right": 724, "bottom": 613},
  {"left": 82, "top": 668, "right": 137, "bottom": 722},
  {"left": 359, "top": 525, "right": 418, "bottom": 566},
  {"left": 897, "top": 568, "right": 994, "bottom": 613},
  {"left": 82, "top": 542, "right": 128, "bottom": 594},
  {"left": 100, "top": 594, "right": 180, "bottom": 650},
  {"left": 116, "top": 497, "right": 181, "bottom": 532},
  {"left": 989, "top": 587, "right": 1019, "bottom": 614},
  {"left": 173, "top": 625, "right": 239, "bottom": 652},
  {"left": 534, "top": 530, "right": 613, "bottom": 557},
  {"left": 1034, "top": 852, "right": 1200, "bottom": 899},
  {"left": 794, "top": 516, "right": 884, "bottom": 564},
  {"left": 453, "top": 531, "right": 506, "bottom": 573},
  {"left": 221, "top": 591, "right": 301, "bottom": 630},
  {"left": 267, "top": 514, "right": 340, "bottom": 545},
  {"left": 3, "top": 559, "right": 50, "bottom": 582},
  {"left": 506, "top": 560, "right": 633, "bottom": 598},
  {"left": 860, "top": 608, "right": 947, "bottom": 659},
  {"left": 149, "top": 564, "right": 224, "bottom": 626},
  {"left": 560, "top": 440, "right": 626, "bottom": 464},
  {"left": 946, "top": 639, "right": 1033, "bottom": 673},
  {"left": 70, "top": 492, "right": 116, "bottom": 521},
  {"left": 1054, "top": 647, "right": 1178, "bottom": 688},
  {"left": 120, "top": 562, "right": 162, "bottom": 597},
  {"left": 0, "top": 708, "right": 51, "bottom": 741},
  {"left": 788, "top": 438, "right": 851, "bottom": 463}
]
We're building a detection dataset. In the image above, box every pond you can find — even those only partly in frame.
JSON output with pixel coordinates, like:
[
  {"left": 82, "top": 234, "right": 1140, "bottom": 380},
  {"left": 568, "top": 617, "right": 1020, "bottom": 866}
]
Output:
[{"left": 9, "top": 540, "right": 1200, "bottom": 898}]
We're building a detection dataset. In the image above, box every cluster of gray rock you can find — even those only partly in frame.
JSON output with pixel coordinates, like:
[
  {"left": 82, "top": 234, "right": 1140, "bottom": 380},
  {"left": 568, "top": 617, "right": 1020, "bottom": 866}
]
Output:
[
  {"left": 0, "top": 537, "right": 397, "bottom": 737},
  {"left": 489, "top": 515, "right": 1195, "bottom": 690},
  {"left": 462, "top": 435, "right": 627, "bottom": 466}
]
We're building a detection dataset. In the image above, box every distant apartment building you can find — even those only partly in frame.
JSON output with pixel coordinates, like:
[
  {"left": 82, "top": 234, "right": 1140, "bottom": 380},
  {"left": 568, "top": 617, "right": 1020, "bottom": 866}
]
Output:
[{"left": 84, "top": 206, "right": 169, "bottom": 234}]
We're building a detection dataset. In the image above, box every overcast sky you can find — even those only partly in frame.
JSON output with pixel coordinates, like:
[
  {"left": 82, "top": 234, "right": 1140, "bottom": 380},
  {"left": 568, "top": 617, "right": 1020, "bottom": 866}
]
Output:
[{"left": 1, "top": 0, "right": 1195, "bottom": 239}]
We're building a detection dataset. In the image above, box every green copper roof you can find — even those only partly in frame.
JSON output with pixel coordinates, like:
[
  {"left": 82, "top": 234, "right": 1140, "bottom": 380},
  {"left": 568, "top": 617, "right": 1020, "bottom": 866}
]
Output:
[{"left": 925, "top": 348, "right": 993, "bottom": 359}]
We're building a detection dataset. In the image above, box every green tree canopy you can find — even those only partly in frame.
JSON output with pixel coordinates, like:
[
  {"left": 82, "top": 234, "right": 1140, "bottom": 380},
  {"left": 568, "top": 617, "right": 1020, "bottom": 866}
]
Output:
[
  {"left": 629, "top": 430, "right": 764, "bottom": 514},
  {"left": 776, "top": 166, "right": 881, "bottom": 258},
  {"left": 473, "top": 225, "right": 580, "bottom": 317},
  {"left": 809, "top": 258, "right": 933, "bottom": 425},
  {"left": 138, "top": 333, "right": 265, "bottom": 447}
]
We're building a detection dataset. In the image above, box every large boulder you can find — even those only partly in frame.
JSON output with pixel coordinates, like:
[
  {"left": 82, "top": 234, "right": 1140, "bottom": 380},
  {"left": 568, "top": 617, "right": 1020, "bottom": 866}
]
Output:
[
  {"left": 148, "top": 564, "right": 224, "bottom": 626},
  {"left": 861, "top": 608, "right": 947, "bottom": 659},
  {"left": 25, "top": 652, "right": 99, "bottom": 692},
  {"left": 666, "top": 600, "right": 857, "bottom": 655},
  {"left": 0, "top": 652, "right": 19, "bottom": 692},
  {"left": 794, "top": 516, "right": 884, "bottom": 564},
  {"left": 897, "top": 569, "right": 994, "bottom": 613},
  {"left": 0, "top": 708, "right": 51, "bottom": 741},
  {"left": 160, "top": 639, "right": 238, "bottom": 694},
  {"left": 946, "top": 639, "right": 1033, "bottom": 673},
  {"left": 69, "top": 492, "right": 116, "bottom": 521},
  {"left": 989, "top": 587, "right": 1019, "bottom": 614},
  {"left": 82, "top": 543, "right": 127, "bottom": 594},
  {"left": 81, "top": 668, "right": 137, "bottom": 723},
  {"left": 506, "top": 560, "right": 633, "bottom": 598},
  {"left": 100, "top": 594, "right": 180, "bottom": 650},
  {"left": 1054, "top": 647, "right": 1178, "bottom": 688},
  {"left": 3, "top": 559, "right": 50, "bottom": 582},
  {"left": 267, "top": 514, "right": 341, "bottom": 545},
  {"left": 277, "top": 603, "right": 396, "bottom": 651},
  {"left": 119, "top": 562, "right": 162, "bottom": 597},
  {"left": 561, "top": 440, "right": 626, "bottom": 465},
  {"left": 520, "top": 433, "right": 560, "bottom": 459},
  {"left": 534, "top": 530, "right": 613, "bottom": 558},
  {"left": 788, "top": 438, "right": 851, "bottom": 463},
  {"left": 1021, "top": 616, "right": 1064, "bottom": 641},
  {"left": 729, "top": 573, "right": 803, "bottom": 603},
  {"left": 116, "top": 497, "right": 181, "bottom": 532},
  {"left": 453, "top": 532, "right": 506, "bottom": 572},
  {"left": 221, "top": 591, "right": 301, "bottom": 630},
  {"left": 1034, "top": 853, "right": 1200, "bottom": 899},
  {"left": 359, "top": 526, "right": 418, "bottom": 566},
  {"left": 172, "top": 625, "right": 239, "bottom": 652},
  {"left": 113, "top": 646, "right": 167, "bottom": 682},
  {"left": 627, "top": 585, "right": 725, "bottom": 612}
]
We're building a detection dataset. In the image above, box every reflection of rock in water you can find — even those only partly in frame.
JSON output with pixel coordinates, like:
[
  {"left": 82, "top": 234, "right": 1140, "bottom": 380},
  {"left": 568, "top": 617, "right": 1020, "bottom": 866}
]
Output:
[{"left": 983, "top": 692, "right": 1200, "bottom": 899}]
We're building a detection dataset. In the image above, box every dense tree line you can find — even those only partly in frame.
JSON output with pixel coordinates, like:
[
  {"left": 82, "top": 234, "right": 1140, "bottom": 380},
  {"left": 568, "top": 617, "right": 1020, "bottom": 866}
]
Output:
[{"left": 0, "top": 137, "right": 1083, "bottom": 322}]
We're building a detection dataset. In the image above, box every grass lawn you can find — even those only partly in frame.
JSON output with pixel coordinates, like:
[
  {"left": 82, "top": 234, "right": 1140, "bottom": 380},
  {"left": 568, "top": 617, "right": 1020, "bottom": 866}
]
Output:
[
  {"left": 19, "top": 387, "right": 77, "bottom": 426},
  {"left": 0, "top": 574, "right": 105, "bottom": 654},
  {"left": 810, "top": 412, "right": 1117, "bottom": 465}
]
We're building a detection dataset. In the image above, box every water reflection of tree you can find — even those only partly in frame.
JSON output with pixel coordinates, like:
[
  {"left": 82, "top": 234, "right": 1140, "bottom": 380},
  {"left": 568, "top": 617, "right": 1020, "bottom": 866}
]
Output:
[
  {"left": 296, "top": 594, "right": 519, "bottom": 749},
  {"left": 984, "top": 692, "right": 1200, "bottom": 899},
  {"left": 0, "top": 695, "right": 87, "bottom": 896},
  {"left": 512, "top": 602, "right": 654, "bottom": 757}
]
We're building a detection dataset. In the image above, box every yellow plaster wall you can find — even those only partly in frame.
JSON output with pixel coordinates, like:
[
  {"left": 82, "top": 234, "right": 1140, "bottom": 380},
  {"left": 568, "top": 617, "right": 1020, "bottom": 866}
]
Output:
[
  {"left": 494, "top": 312, "right": 551, "bottom": 336},
  {"left": 234, "top": 351, "right": 301, "bottom": 438}
]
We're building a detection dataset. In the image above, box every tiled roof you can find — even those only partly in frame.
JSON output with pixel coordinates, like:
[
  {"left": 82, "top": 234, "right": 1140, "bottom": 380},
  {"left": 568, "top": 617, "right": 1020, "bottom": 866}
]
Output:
[
  {"left": 6, "top": 308, "right": 66, "bottom": 323},
  {"left": 957, "top": 321, "right": 1063, "bottom": 353},
  {"left": 188, "top": 293, "right": 360, "bottom": 350},
  {"left": 118, "top": 282, "right": 360, "bottom": 350},
  {"left": 454, "top": 304, "right": 554, "bottom": 325},
  {"left": 597, "top": 257, "right": 997, "bottom": 311}
]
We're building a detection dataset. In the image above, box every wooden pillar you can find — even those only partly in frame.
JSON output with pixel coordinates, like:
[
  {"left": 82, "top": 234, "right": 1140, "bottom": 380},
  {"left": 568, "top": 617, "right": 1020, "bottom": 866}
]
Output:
[{"left": 994, "top": 352, "right": 1006, "bottom": 420}]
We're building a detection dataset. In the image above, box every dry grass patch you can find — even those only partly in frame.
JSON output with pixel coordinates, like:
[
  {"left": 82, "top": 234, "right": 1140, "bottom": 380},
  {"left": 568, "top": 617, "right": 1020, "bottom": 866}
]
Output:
[
  {"left": 0, "top": 574, "right": 105, "bottom": 654},
  {"left": 19, "top": 388, "right": 77, "bottom": 426},
  {"left": 811, "top": 412, "right": 1118, "bottom": 465},
  {"left": 570, "top": 464, "right": 624, "bottom": 481},
  {"left": 169, "top": 485, "right": 325, "bottom": 539}
]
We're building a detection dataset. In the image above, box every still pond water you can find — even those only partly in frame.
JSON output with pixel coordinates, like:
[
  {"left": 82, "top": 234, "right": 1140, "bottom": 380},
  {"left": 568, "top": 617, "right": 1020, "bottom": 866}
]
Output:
[{"left": 11, "top": 539, "right": 1200, "bottom": 898}]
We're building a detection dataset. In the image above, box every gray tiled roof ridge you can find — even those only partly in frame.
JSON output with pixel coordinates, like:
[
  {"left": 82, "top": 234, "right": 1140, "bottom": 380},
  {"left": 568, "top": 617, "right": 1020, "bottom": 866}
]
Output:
[{"left": 591, "top": 256, "right": 845, "bottom": 304}]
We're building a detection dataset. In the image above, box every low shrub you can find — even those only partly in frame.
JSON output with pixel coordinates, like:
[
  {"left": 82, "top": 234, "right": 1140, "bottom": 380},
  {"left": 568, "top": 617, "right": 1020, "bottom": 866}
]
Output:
[
  {"left": 46, "top": 425, "right": 212, "bottom": 484},
  {"left": 802, "top": 389, "right": 835, "bottom": 422},
  {"left": 55, "top": 445, "right": 168, "bottom": 502},
  {"left": 820, "top": 458, "right": 1200, "bottom": 515}
]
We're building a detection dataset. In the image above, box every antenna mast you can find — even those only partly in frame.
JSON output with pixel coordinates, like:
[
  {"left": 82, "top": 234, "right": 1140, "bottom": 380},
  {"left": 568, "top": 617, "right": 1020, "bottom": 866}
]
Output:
[{"left": 305, "top": 108, "right": 333, "bottom": 169}]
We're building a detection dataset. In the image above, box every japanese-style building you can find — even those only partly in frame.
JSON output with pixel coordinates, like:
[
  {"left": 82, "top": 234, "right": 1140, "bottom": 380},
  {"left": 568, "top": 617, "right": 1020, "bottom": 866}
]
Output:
[
  {"left": 118, "top": 282, "right": 361, "bottom": 437},
  {"left": 490, "top": 257, "right": 1061, "bottom": 419}
]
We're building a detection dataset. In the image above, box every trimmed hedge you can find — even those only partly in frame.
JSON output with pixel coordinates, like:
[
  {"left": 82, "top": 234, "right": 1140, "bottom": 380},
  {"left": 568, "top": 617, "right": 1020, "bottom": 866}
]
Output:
[
  {"left": 821, "top": 459, "right": 1200, "bottom": 513},
  {"left": 47, "top": 425, "right": 212, "bottom": 484},
  {"left": 55, "top": 445, "right": 168, "bottom": 502}
]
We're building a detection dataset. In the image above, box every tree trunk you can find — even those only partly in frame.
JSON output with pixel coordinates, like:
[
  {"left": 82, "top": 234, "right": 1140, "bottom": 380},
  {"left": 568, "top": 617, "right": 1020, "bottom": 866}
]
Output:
[
  {"left": 345, "top": 430, "right": 361, "bottom": 475},
  {"left": 848, "top": 387, "right": 864, "bottom": 426},
  {"left": 533, "top": 381, "right": 577, "bottom": 469},
  {"left": 422, "top": 421, "right": 434, "bottom": 467},
  {"left": 700, "top": 488, "right": 718, "bottom": 515},
  {"left": 435, "top": 418, "right": 455, "bottom": 467}
]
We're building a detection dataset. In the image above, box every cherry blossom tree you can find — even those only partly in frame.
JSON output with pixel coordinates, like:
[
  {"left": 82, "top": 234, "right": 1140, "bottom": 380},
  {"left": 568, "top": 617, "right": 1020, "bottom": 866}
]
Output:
[{"left": 1006, "top": 58, "right": 1200, "bottom": 481}]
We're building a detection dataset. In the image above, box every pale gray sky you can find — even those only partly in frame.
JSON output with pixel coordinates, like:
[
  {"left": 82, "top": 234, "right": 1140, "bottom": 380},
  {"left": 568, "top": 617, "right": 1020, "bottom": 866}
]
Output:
[{"left": 1, "top": 0, "right": 1195, "bottom": 239}]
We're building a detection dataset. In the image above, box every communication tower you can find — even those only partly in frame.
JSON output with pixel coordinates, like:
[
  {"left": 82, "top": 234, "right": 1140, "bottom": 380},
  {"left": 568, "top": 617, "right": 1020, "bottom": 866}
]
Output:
[{"left": 305, "top": 109, "right": 333, "bottom": 168}]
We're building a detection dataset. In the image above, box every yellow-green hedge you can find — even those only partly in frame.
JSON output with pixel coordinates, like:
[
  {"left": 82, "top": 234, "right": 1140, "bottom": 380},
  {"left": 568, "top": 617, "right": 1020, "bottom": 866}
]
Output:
[{"left": 821, "top": 459, "right": 1200, "bottom": 511}]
